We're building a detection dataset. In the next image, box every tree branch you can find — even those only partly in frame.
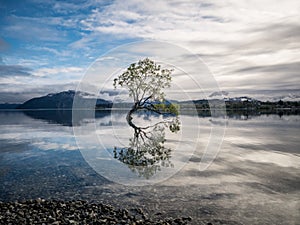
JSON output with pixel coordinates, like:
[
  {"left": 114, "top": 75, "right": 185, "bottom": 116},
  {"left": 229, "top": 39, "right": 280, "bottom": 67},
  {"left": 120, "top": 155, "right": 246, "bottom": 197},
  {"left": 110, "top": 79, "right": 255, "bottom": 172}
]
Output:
[{"left": 139, "top": 95, "right": 153, "bottom": 107}]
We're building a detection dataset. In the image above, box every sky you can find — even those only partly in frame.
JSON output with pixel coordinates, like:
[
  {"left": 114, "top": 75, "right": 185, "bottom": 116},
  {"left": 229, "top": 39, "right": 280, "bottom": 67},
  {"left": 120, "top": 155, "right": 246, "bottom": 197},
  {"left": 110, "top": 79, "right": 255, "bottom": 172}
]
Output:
[{"left": 0, "top": 0, "right": 299, "bottom": 103}]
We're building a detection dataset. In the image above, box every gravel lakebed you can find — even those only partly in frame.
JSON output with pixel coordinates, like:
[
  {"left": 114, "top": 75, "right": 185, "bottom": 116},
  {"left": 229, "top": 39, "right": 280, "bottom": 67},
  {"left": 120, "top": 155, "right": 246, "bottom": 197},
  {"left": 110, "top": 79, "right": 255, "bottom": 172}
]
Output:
[{"left": 0, "top": 198, "right": 193, "bottom": 225}]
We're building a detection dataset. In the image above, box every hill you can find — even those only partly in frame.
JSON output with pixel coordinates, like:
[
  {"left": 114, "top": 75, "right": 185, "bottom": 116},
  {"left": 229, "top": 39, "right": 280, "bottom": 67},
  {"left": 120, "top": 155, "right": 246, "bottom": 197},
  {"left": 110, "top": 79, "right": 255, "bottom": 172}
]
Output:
[
  {"left": 17, "top": 90, "right": 112, "bottom": 109},
  {"left": 0, "top": 103, "right": 20, "bottom": 109}
]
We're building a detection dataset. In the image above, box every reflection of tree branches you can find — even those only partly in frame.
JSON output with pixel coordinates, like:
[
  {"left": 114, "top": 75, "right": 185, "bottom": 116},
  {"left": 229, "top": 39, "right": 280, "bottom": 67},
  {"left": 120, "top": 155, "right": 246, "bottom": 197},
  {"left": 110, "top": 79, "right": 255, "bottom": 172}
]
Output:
[{"left": 113, "top": 113, "right": 180, "bottom": 179}]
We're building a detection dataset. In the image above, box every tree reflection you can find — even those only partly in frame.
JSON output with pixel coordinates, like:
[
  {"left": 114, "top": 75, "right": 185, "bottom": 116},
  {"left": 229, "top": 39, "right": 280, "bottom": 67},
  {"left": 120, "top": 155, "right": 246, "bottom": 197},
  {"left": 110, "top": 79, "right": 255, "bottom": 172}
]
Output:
[{"left": 113, "top": 110, "right": 180, "bottom": 179}]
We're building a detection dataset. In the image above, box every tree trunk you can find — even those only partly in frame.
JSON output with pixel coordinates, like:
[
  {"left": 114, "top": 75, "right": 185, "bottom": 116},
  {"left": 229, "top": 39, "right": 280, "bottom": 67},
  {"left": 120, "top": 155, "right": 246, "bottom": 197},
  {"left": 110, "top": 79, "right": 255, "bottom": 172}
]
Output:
[{"left": 126, "top": 102, "right": 139, "bottom": 131}]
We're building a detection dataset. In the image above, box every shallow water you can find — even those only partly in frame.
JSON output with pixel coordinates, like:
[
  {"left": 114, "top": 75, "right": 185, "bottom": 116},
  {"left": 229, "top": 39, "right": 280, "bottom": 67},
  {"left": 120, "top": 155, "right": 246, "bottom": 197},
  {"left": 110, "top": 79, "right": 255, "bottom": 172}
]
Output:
[{"left": 0, "top": 110, "right": 299, "bottom": 224}]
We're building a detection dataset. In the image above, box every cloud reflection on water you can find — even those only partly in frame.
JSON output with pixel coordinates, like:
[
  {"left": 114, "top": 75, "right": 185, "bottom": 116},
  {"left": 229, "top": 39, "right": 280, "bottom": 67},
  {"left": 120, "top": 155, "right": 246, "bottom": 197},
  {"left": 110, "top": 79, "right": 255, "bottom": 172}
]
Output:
[{"left": 0, "top": 111, "right": 299, "bottom": 224}]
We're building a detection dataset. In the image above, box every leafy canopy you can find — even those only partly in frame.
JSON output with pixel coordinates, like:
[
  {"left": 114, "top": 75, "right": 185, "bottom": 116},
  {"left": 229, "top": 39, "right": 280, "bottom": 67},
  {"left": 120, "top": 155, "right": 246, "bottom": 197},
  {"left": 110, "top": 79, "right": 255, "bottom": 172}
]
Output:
[{"left": 113, "top": 58, "right": 173, "bottom": 104}]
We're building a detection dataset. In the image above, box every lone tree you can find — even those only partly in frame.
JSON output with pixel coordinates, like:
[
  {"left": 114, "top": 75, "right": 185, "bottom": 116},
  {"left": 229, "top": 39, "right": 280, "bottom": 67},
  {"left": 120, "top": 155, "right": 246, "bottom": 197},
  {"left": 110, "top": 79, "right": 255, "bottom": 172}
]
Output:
[{"left": 114, "top": 58, "right": 173, "bottom": 110}]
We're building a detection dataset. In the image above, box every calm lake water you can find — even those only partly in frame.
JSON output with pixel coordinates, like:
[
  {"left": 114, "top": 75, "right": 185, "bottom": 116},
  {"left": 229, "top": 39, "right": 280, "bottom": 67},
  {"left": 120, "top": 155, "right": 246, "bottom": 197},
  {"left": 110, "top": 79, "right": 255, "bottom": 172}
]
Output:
[{"left": 0, "top": 110, "right": 299, "bottom": 224}]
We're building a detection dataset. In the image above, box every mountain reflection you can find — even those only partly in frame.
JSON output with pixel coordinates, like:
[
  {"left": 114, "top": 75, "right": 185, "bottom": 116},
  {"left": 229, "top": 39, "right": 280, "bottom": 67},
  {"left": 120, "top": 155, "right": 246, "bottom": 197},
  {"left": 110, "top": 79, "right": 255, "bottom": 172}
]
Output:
[
  {"left": 21, "top": 109, "right": 300, "bottom": 127},
  {"left": 22, "top": 110, "right": 111, "bottom": 126},
  {"left": 23, "top": 110, "right": 74, "bottom": 126}
]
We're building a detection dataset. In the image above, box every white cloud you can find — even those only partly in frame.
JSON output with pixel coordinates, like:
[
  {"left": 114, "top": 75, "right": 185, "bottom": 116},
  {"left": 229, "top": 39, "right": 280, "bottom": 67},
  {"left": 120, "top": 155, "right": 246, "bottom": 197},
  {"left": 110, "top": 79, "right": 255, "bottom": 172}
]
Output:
[
  {"left": 33, "top": 66, "right": 84, "bottom": 77},
  {"left": 34, "top": 141, "right": 78, "bottom": 151},
  {"left": 73, "top": 0, "right": 300, "bottom": 98},
  {"left": 1, "top": 0, "right": 300, "bottom": 101}
]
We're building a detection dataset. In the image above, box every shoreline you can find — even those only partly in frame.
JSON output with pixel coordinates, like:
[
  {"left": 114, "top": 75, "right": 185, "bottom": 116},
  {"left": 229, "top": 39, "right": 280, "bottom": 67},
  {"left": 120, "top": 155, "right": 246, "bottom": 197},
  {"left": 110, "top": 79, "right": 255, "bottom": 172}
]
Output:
[{"left": 0, "top": 198, "right": 193, "bottom": 225}]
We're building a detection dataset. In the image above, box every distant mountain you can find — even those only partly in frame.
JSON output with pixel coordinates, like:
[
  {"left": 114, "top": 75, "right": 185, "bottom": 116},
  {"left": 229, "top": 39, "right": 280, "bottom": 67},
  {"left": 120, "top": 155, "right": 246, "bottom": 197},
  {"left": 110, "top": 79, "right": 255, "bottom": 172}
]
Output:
[
  {"left": 0, "top": 103, "right": 20, "bottom": 109},
  {"left": 14, "top": 91, "right": 300, "bottom": 111},
  {"left": 223, "top": 96, "right": 258, "bottom": 102},
  {"left": 182, "top": 96, "right": 259, "bottom": 103},
  {"left": 180, "top": 99, "right": 208, "bottom": 104},
  {"left": 17, "top": 90, "right": 112, "bottom": 109}
]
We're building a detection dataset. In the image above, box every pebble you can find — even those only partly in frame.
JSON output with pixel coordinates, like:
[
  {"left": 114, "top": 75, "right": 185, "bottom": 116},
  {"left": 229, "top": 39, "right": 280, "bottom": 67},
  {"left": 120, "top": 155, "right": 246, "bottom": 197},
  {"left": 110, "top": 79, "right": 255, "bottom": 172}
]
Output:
[{"left": 0, "top": 199, "right": 192, "bottom": 225}]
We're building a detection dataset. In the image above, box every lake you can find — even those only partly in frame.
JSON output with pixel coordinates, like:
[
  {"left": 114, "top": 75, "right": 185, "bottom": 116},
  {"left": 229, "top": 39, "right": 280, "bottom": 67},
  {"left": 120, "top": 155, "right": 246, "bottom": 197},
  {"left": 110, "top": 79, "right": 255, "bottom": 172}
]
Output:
[{"left": 0, "top": 110, "right": 299, "bottom": 224}]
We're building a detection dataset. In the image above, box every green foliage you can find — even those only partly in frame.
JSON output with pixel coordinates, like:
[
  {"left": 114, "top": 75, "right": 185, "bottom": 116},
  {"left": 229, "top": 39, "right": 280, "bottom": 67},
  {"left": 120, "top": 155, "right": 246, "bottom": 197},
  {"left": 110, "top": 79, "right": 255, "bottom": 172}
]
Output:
[
  {"left": 153, "top": 103, "right": 180, "bottom": 116},
  {"left": 113, "top": 58, "right": 173, "bottom": 103}
]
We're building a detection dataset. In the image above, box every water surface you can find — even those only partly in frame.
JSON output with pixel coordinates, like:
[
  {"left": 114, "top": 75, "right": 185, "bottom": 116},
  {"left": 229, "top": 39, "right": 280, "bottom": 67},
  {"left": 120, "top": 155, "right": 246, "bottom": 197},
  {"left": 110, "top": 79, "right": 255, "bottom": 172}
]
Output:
[{"left": 0, "top": 110, "right": 299, "bottom": 224}]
